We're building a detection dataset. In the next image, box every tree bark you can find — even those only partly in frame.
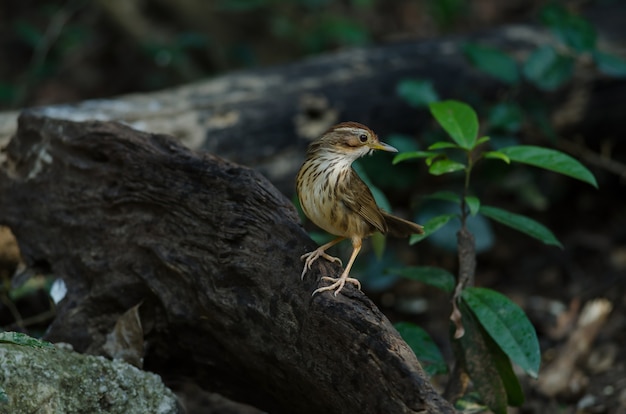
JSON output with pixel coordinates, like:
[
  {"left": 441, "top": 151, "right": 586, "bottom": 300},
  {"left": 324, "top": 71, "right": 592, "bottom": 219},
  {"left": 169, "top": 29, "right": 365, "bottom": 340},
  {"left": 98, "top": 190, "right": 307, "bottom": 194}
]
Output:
[{"left": 0, "top": 114, "right": 455, "bottom": 413}]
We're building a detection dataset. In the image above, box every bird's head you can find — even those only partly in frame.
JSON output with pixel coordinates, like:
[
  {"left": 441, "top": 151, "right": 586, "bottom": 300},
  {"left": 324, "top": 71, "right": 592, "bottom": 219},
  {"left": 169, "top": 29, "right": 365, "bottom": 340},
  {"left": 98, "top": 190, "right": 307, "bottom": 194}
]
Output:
[{"left": 310, "top": 122, "right": 398, "bottom": 161}]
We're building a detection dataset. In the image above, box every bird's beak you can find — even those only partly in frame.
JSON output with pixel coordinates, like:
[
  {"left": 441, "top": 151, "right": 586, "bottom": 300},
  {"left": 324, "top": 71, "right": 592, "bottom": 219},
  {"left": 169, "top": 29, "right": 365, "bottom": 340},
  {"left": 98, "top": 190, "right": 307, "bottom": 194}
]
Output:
[{"left": 369, "top": 141, "right": 398, "bottom": 153}]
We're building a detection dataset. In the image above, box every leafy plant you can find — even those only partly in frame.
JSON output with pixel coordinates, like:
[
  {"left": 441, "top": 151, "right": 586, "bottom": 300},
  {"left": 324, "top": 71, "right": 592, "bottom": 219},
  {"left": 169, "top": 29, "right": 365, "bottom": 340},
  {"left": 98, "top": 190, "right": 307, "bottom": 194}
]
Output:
[
  {"left": 391, "top": 100, "right": 596, "bottom": 413},
  {"left": 461, "top": 4, "right": 626, "bottom": 92}
]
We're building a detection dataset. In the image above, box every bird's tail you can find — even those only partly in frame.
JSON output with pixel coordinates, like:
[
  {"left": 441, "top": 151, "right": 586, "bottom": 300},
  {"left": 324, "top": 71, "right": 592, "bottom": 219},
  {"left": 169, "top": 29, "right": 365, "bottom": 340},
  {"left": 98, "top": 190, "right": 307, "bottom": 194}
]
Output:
[{"left": 382, "top": 212, "right": 424, "bottom": 238}]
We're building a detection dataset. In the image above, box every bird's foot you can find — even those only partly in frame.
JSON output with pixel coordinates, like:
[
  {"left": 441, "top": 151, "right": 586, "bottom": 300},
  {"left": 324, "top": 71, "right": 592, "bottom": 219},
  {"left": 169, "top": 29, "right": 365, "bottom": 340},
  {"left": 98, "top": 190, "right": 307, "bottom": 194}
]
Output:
[
  {"left": 312, "top": 275, "right": 361, "bottom": 296},
  {"left": 300, "top": 249, "right": 342, "bottom": 279}
]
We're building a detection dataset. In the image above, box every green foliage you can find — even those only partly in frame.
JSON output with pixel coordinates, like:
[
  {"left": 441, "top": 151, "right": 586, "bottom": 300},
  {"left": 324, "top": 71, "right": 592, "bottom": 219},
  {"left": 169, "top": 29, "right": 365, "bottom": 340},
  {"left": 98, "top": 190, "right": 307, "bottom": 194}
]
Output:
[
  {"left": 429, "top": 100, "right": 478, "bottom": 150},
  {"left": 392, "top": 150, "right": 439, "bottom": 164},
  {"left": 539, "top": 4, "right": 596, "bottom": 52},
  {"left": 522, "top": 45, "right": 575, "bottom": 91},
  {"left": 396, "top": 79, "right": 440, "bottom": 108},
  {"left": 462, "top": 4, "right": 626, "bottom": 90},
  {"left": 409, "top": 214, "right": 457, "bottom": 244},
  {"left": 395, "top": 322, "right": 448, "bottom": 376},
  {"left": 464, "top": 196, "right": 480, "bottom": 216},
  {"left": 462, "top": 288, "right": 541, "bottom": 378},
  {"left": 428, "top": 159, "right": 466, "bottom": 176},
  {"left": 497, "top": 145, "right": 598, "bottom": 188},
  {"left": 592, "top": 51, "right": 626, "bottom": 78},
  {"left": 456, "top": 301, "right": 524, "bottom": 413},
  {"left": 480, "top": 205, "right": 562, "bottom": 248},
  {"left": 392, "top": 98, "right": 597, "bottom": 411},
  {"left": 463, "top": 43, "right": 519, "bottom": 85},
  {"left": 414, "top": 200, "right": 495, "bottom": 253}
]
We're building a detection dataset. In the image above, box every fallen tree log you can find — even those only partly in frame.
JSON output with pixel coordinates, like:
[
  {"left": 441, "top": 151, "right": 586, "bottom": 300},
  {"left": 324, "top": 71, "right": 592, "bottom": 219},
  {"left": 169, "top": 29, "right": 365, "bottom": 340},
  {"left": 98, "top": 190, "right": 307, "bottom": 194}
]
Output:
[
  {"left": 1, "top": 19, "right": 624, "bottom": 194},
  {"left": 0, "top": 114, "right": 455, "bottom": 413}
]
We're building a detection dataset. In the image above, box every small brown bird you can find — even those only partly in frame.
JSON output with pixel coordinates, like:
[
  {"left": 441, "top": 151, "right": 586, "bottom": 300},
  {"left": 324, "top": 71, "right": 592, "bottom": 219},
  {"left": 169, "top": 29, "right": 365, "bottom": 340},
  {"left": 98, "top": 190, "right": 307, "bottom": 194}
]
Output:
[{"left": 296, "top": 122, "right": 424, "bottom": 296}]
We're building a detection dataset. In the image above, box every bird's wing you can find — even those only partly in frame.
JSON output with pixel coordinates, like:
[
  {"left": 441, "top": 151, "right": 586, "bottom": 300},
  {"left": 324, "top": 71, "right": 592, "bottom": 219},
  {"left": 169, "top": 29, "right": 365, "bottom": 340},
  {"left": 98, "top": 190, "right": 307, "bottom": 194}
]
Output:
[{"left": 340, "top": 170, "right": 388, "bottom": 234}]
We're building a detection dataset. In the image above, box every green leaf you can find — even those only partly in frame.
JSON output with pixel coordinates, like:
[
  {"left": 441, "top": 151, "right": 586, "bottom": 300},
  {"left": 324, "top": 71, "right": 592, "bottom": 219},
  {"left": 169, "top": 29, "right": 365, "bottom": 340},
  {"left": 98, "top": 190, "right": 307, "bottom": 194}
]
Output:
[
  {"left": 397, "top": 79, "right": 440, "bottom": 108},
  {"left": 410, "top": 213, "right": 457, "bottom": 244},
  {"left": 593, "top": 51, "right": 626, "bottom": 78},
  {"left": 429, "top": 100, "right": 479, "bottom": 149},
  {"left": 539, "top": 4, "right": 596, "bottom": 52},
  {"left": 498, "top": 145, "right": 598, "bottom": 188},
  {"left": 0, "top": 387, "right": 7, "bottom": 403},
  {"left": 0, "top": 331, "right": 55, "bottom": 349},
  {"left": 388, "top": 266, "right": 456, "bottom": 293},
  {"left": 483, "top": 151, "right": 511, "bottom": 164},
  {"left": 425, "top": 154, "right": 441, "bottom": 166},
  {"left": 424, "top": 190, "right": 461, "bottom": 204},
  {"left": 463, "top": 43, "right": 519, "bottom": 84},
  {"left": 488, "top": 103, "right": 524, "bottom": 133},
  {"left": 462, "top": 287, "right": 541, "bottom": 378},
  {"left": 465, "top": 196, "right": 480, "bottom": 216},
  {"left": 456, "top": 302, "right": 509, "bottom": 414},
  {"left": 523, "top": 45, "right": 575, "bottom": 91},
  {"left": 476, "top": 136, "right": 490, "bottom": 145},
  {"left": 428, "top": 141, "right": 460, "bottom": 150},
  {"left": 480, "top": 205, "right": 562, "bottom": 248},
  {"left": 395, "top": 322, "right": 448, "bottom": 376},
  {"left": 428, "top": 159, "right": 466, "bottom": 175},
  {"left": 393, "top": 151, "right": 439, "bottom": 164},
  {"left": 492, "top": 342, "right": 526, "bottom": 407}
]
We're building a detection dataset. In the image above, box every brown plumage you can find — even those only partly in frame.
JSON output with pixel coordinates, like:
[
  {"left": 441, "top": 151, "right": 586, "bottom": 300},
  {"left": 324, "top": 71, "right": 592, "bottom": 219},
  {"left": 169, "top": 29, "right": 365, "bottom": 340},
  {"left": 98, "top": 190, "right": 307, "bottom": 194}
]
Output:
[{"left": 296, "top": 122, "right": 424, "bottom": 296}]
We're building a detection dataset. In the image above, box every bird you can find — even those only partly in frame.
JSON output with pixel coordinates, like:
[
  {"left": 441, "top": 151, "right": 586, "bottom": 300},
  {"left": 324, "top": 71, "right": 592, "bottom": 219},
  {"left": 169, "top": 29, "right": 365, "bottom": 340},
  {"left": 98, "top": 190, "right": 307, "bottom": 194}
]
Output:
[{"left": 296, "top": 121, "right": 424, "bottom": 296}]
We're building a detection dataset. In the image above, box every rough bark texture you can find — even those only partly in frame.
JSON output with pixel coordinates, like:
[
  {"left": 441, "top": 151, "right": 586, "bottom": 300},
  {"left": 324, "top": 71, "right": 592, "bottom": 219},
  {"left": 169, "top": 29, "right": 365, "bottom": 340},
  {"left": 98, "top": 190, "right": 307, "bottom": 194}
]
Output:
[{"left": 0, "top": 114, "right": 455, "bottom": 414}]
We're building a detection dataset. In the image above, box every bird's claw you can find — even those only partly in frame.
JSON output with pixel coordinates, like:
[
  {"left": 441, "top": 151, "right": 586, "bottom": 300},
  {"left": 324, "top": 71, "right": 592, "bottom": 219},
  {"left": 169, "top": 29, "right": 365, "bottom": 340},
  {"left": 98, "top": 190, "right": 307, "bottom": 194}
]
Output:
[
  {"left": 300, "top": 249, "right": 342, "bottom": 279},
  {"left": 312, "top": 276, "right": 361, "bottom": 296}
]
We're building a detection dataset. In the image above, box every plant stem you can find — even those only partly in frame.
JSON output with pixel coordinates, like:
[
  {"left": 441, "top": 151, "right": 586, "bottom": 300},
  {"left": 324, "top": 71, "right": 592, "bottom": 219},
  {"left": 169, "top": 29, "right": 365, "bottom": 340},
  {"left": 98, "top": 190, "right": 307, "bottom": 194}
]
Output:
[
  {"left": 456, "top": 226, "right": 476, "bottom": 289},
  {"left": 448, "top": 148, "right": 479, "bottom": 397},
  {"left": 458, "top": 149, "right": 476, "bottom": 288},
  {"left": 450, "top": 150, "right": 477, "bottom": 338}
]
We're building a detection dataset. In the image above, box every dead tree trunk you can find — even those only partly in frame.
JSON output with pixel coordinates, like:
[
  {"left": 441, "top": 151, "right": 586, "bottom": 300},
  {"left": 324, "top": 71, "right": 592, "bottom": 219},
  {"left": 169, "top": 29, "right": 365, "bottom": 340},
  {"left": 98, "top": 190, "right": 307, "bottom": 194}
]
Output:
[{"left": 0, "top": 114, "right": 455, "bottom": 414}]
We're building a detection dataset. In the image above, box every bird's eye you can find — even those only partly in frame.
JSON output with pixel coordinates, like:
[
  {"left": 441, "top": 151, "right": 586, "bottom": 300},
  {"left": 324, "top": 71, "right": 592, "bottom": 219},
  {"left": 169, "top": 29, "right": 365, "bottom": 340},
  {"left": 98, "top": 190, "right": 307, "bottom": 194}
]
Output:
[{"left": 359, "top": 134, "right": 368, "bottom": 143}]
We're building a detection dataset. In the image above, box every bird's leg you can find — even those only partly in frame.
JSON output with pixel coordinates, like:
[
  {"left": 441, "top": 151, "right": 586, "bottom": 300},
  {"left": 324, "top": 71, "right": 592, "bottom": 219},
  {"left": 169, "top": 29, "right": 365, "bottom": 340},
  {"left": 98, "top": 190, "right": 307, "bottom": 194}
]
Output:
[
  {"left": 300, "top": 237, "right": 345, "bottom": 279},
  {"left": 313, "top": 238, "right": 362, "bottom": 296}
]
